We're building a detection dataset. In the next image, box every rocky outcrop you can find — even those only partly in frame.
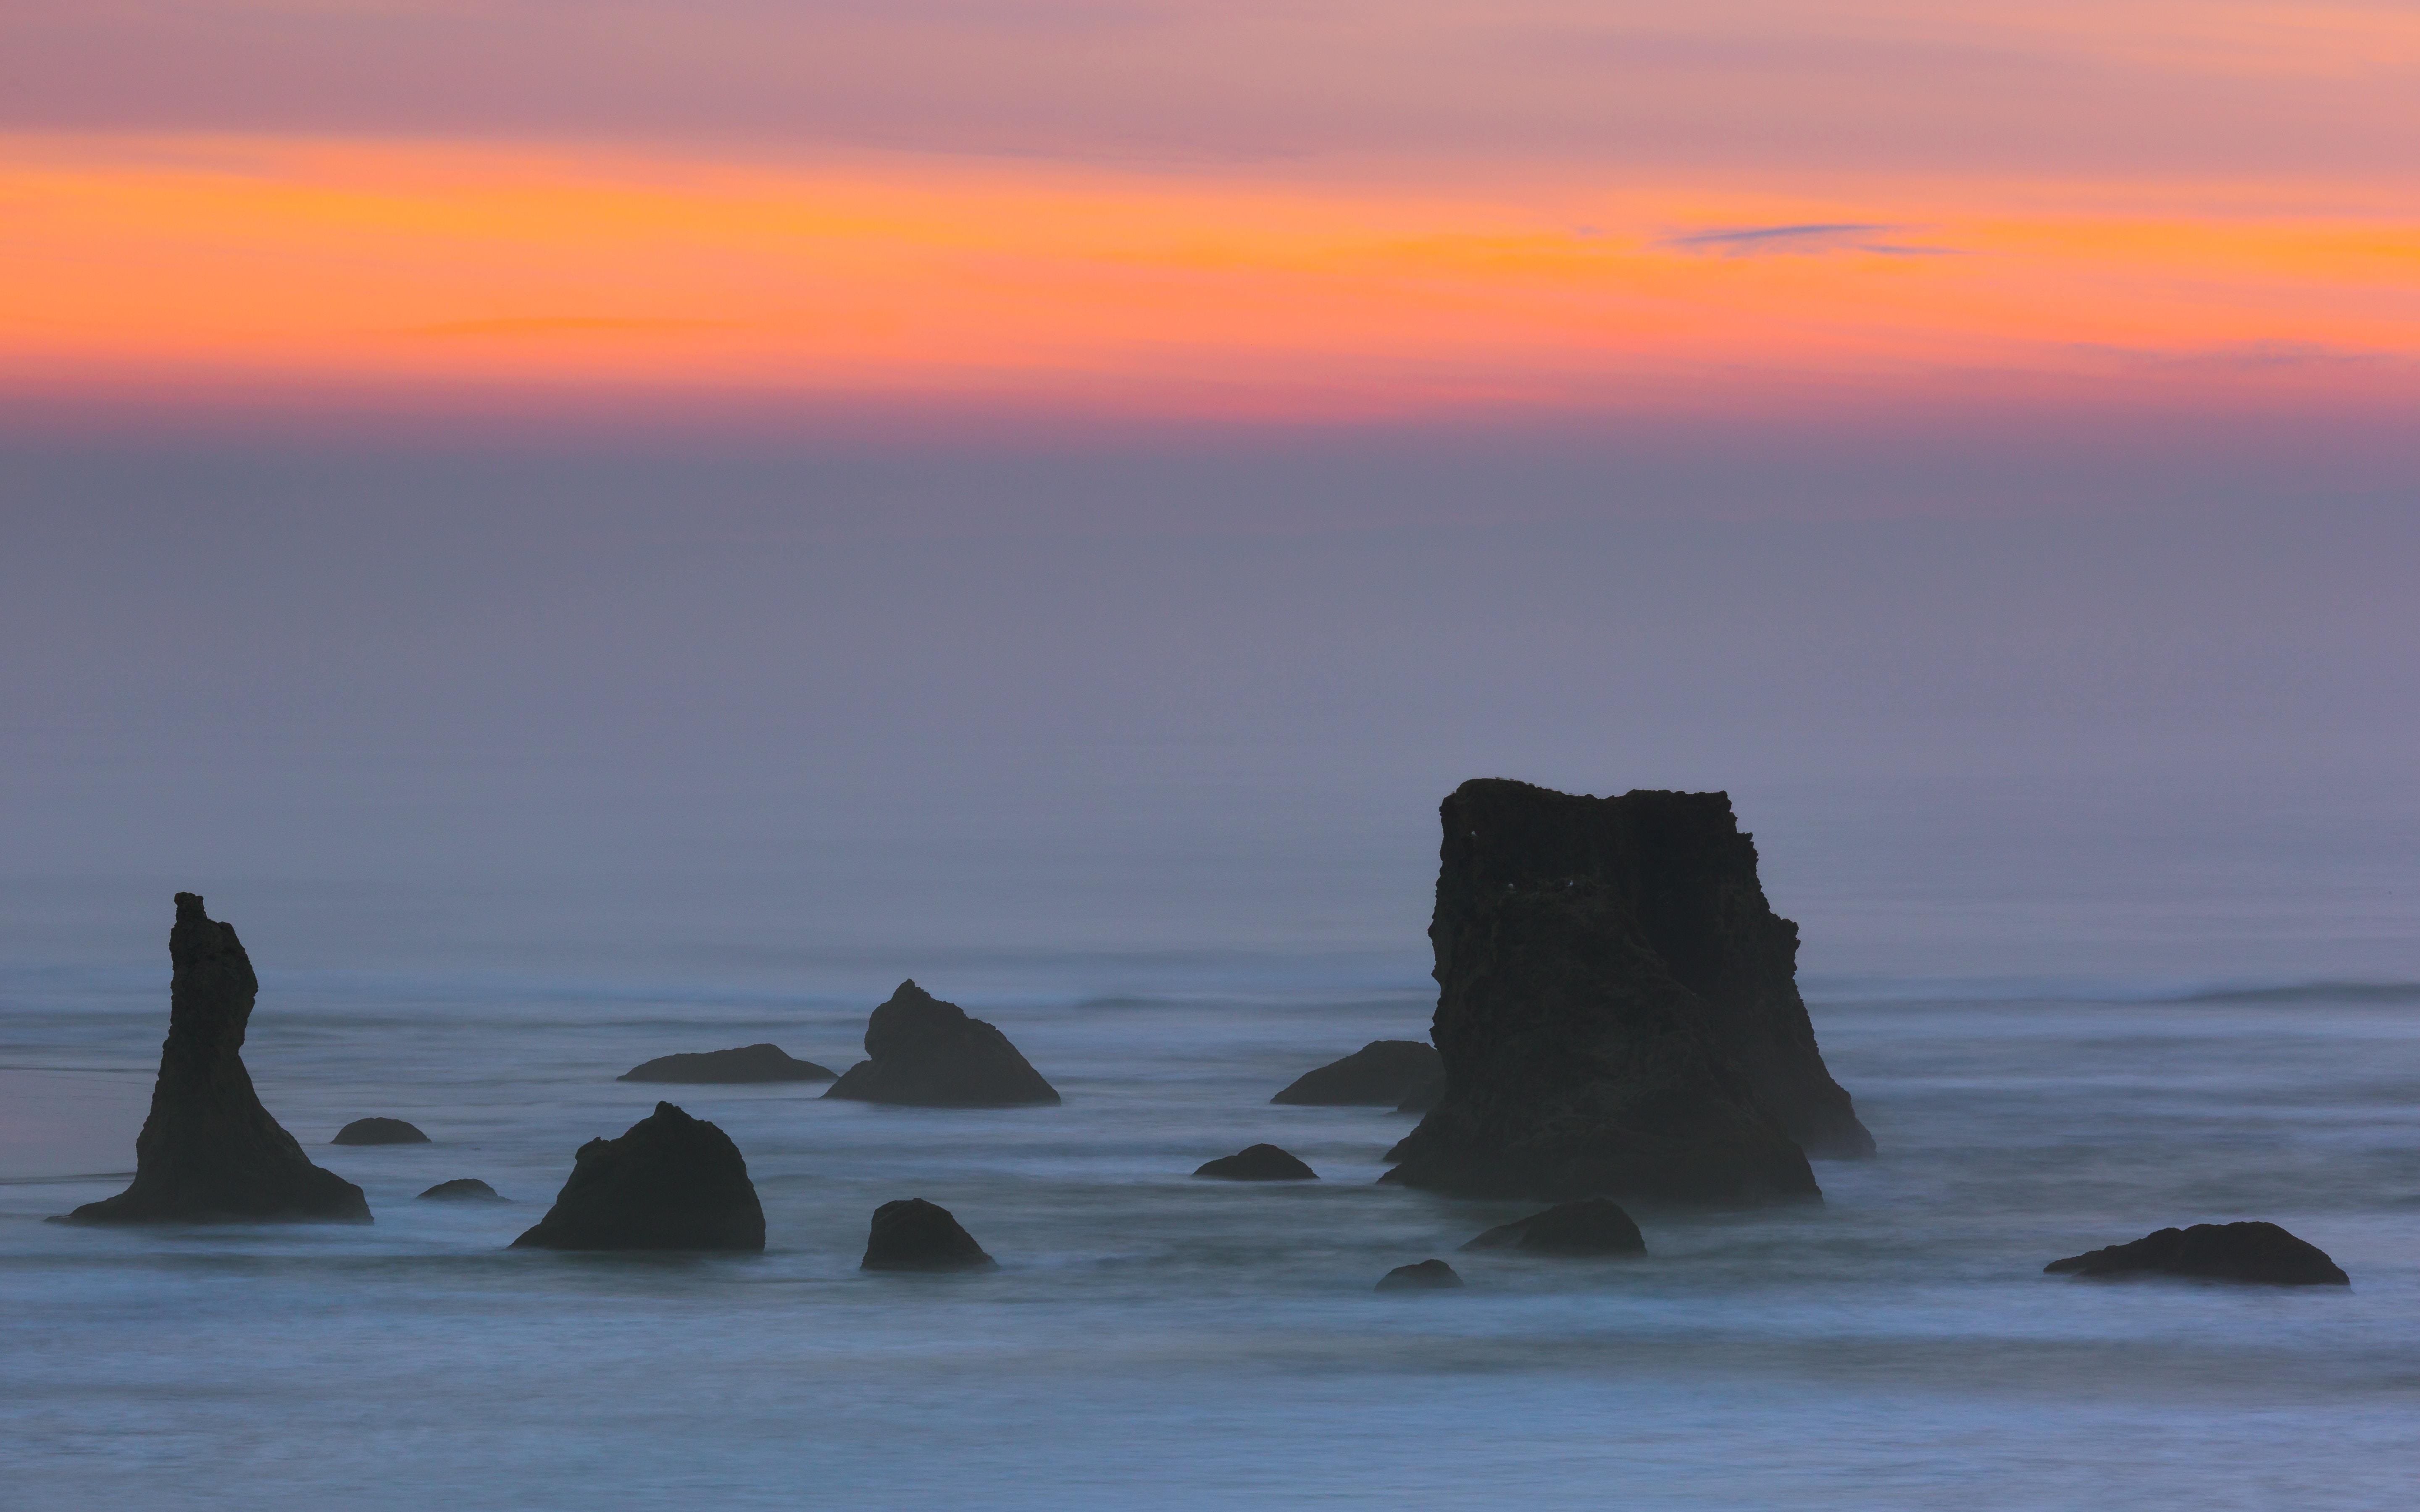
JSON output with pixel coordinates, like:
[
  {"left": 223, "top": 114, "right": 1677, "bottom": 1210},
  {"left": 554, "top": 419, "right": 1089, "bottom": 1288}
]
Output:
[
  {"left": 1395, "top": 1075, "right": 1444, "bottom": 1114},
  {"left": 1272, "top": 1041, "right": 1442, "bottom": 1106},
  {"left": 618, "top": 1044, "right": 836, "bottom": 1084},
  {"left": 1376, "top": 1259, "right": 1463, "bottom": 1291},
  {"left": 333, "top": 1117, "right": 429, "bottom": 1145},
  {"left": 2044, "top": 1223, "right": 2348, "bottom": 1286},
  {"left": 418, "top": 1178, "right": 508, "bottom": 1202},
  {"left": 822, "top": 981, "right": 1060, "bottom": 1108},
  {"left": 1194, "top": 1143, "right": 1318, "bottom": 1181},
  {"left": 510, "top": 1102, "right": 764, "bottom": 1251},
  {"left": 55, "top": 894, "right": 370, "bottom": 1226},
  {"left": 1461, "top": 1198, "right": 1646, "bottom": 1256},
  {"left": 1381, "top": 780, "right": 1870, "bottom": 1205},
  {"left": 860, "top": 1198, "right": 997, "bottom": 1271}
]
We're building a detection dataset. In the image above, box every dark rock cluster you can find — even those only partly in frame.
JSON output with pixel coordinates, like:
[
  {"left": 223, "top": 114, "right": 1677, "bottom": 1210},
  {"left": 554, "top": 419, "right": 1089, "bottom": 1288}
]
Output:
[
  {"left": 1383, "top": 780, "right": 1870, "bottom": 1206},
  {"left": 56, "top": 895, "right": 370, "bottom": 1226},
  {"left": 2045, "top": 1222, "right": 2347, "bottom": 1286},
  {"left": 511, "top": 1102, "right": 765, "bottom": 1251},
  {"left": 824, "top": 982, "right": 1060, "bottom": 1108},
  {"left": 619, "top": 1044, "right": 836, "bottom": 1084}
]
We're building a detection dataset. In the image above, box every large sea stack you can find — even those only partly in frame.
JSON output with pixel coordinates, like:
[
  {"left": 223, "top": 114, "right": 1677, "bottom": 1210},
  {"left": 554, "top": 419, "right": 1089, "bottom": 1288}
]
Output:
[
  {"left": 57, "top": 894, "right": 369, "bottom": 1225},
  {"left": 1381, "top": 780, "right": 1870, "bottom": 1205},
  {"left": 823, "top": 981, "right": 1060, "bottom": 1108},
  {"left": 511, "top": 1102, "right": 765, "bottom": 1251}
]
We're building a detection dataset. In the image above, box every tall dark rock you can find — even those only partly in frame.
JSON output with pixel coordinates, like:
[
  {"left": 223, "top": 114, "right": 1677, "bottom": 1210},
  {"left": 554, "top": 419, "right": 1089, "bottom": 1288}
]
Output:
[
  {"left": 1381, "top": 780, "right": 1870, "bottom": 1205},
  {"left": 822, "top": 981, "right": 1060, "bottom": 1108},
  {"left": 511, "top": 1102, "right": 764, "bottom": 1251},
  {"left": 56, "top": 894, "right": 369, "bottom": 1225}
]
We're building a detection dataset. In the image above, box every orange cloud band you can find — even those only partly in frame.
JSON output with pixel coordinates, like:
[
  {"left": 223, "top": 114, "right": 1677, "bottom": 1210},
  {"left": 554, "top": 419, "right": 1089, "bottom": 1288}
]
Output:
[{"left": 7, "top": 134, "right": 2417, "bottom": 423}]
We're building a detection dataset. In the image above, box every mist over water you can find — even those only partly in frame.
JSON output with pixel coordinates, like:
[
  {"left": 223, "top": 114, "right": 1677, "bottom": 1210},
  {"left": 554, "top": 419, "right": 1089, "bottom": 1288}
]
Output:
[{"left": 5, "top": 464, "right": 2417, "bottom": 1507}]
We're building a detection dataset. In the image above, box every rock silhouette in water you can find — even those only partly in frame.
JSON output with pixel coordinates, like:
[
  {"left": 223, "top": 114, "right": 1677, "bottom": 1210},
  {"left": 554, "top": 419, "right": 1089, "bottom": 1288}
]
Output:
[
  {"left": 1461, "top": 1198, "right": 1647, "bottom": 1256},
  {"left": 1271, "top": 1041, "right": 1442, "bottom": 1106},
  {"left": 2044, "top": 1222, "right": 2348, "bottom": 1286},
  {"left": 1376, "top": 1259, "right": 1463, "bottom": 1291},
  {"left": 1395, "top": 1074, "right": 1445, "bottom": 1114},
  {"left": 55, "top": 894, "right": 370, "bottom": 1225},
  {"left": 510, "top": 1102, "right": 764, "bottom": 1251},
  {"left": 822, "top": 981, "right": 1060, "bottom": 1107},
  {"left": 418, "top": 1179, "right": 508, "bottom": 1202},
  {"left": 618, "top": 1044, "right": 836, "bottom": 1084},
  {"left": 1383, "top": 780, "right": 1870, "bottom": 1205},
  {"left": 860, "top": 1198, "right": 997, "bottom": 1271},
  {"left": 333, "top": 1117, "right": 429, "bottom": 1145},
  {"left": 1194, "top": 1143, "right": 1318, "bottom": 1181}
]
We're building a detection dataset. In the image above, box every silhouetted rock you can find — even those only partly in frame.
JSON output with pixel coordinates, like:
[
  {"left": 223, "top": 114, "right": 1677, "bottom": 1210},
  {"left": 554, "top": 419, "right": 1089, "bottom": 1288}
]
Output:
[
  {"left": 54, "top": 894, "right": 370, "bottom": 1226},
  {"left": 1383, "top": 780, "right": 1870, "bottom": 1205},
  {"left": 417, "top": 1178, "right": 508, "bottom": 1202},
  {"left": 2044, "top": 1222, "right": 2348, "bottom": 1286},
  {"left": 822, "top": 981, "right": 1060, "bottom": 1107},
  {"left": 510, "top": 1102, "right": 764, "bottom": 1251},
  {"left": 1194, "top": 1143, "right": 1318, "bottom": 1181},
  {"left": 1376, "top": 1259, "right": 1463, "bottom": 1291},
  {"left": 618, "top": 1044, "right": 836, "bottom": 1084},
  {"left": 860, "top": 1198, "right": 997, "bottom": 1271},
  {"left": 1395, "top": 1074, "right": 1445, "bottom": 1114},
  {"left": 1461, "top": 1198, "right": 1646, "bottom": 1256},
  {"left": 1272, "top": 1040, "right": 1442, "bottom": 1105},
  {"left": 333, "top": 1117, "right": 429, "bottom": 1145}
]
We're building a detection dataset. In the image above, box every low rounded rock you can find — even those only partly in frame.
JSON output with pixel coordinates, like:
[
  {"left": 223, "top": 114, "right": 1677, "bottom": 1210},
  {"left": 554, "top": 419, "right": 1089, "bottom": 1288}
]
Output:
[
  {"left": 332, "top": 1118, "right": 430, "bottom": 1145},
  {"left": 1461, "top": 1198, "right": 1645, "bottom": 1257},
  {"left": 1193, "top": 1143, "right": 1318, "bottom": 1181},
  {"left": 417, "top": 1179, "right": 508, "bottom": 1202},
  {"left": 1377, "top": 1259, "right": 1463, "bottom": 1292},
  {"left": 862, "top": 1198, "right": 996, "bottom": 1271}
]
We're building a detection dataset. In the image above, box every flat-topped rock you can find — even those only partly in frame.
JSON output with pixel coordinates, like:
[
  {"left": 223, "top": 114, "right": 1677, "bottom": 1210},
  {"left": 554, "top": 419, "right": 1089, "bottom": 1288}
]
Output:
[
  {"left": 823, "top": 981, "right": 1060, "bottom": 1108},
  {"left": 511, "top": 1102, "right": 764, "bottom": 1251},
  {"left": 618, "top": 1044, "right": 836, "bottom": 1084},
  {"left": 1194, "top": 1143, "right": 1318, "bottom": 1181},
  {"left": 2045, "top": 1222, "right": 2347, "bottom": 1286},
  {"left": 1376, "top": 1259, "right": 1463, "bottom": 1291},
  {"left": 1384, "top": 781, "right": 1869, "bottom": 1205},
  {"left": 1272, "top": 1041, "right": 1443, "bottom": 1106},
  {"left": 55, "top": 894, "right": 369, "bottom": 1226},
  {"left": 1462, "top": 1198, "right": 1646, "bottom": 1256},
  {"left": 418, "top": 1178, "right": 508, "bottom": 1202},
  {"left": 861, "top": 1198, "right": 997, "bottom": 1271},
  {"left": 333, "top": 1117, "right": 430, "bottom": 1145}
]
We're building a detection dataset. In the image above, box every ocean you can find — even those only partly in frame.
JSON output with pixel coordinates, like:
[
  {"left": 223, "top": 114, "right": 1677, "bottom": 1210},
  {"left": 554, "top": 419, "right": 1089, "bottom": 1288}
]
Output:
[{"left": 4, "top": 762, "right": 2417, "bottom": 1509}]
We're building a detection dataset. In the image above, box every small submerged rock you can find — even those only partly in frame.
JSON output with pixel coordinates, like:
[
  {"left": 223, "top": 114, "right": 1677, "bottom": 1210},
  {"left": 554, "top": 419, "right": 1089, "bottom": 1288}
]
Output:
[
  {"left": 417, "top": 1179, "right": 508, "bottom": 1202},
  {"left": 1193, "top": 1144, "right": 1318, "bottom": 1181},
  {"left": 2044, "top": 1222, "right": 2347, "bottom": 1286},
  {"left": 861, "top": 1198, "right": 997, "bottom": 1271},
  {"left": 333, "top": 1117, "right": 430, "bottom": 1145},
  {"left": 1271, "top": 1041, "right": 1442, "bottom": 1106},
  {"left": 1377, "top": 1259, "right": 1463, "bottom": 1291},
  {"left": 1462, "top": 1197, "right": 1646, "bottom": 1256},
  {"left": 511, "top": 1102, "right": 765, "bottom": 1252},
  {"left": 823, "top": 981, "right": 1060, "bottom": 1108},
  {"left": 618, "top": 1044, "right": 836, "bottom": 1084}
]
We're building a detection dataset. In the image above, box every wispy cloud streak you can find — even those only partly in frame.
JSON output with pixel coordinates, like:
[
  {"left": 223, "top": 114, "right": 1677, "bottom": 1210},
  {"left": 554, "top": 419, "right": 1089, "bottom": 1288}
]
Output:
[{"left": 1661, "top": 223, "right": 1957, "bottom": 257}]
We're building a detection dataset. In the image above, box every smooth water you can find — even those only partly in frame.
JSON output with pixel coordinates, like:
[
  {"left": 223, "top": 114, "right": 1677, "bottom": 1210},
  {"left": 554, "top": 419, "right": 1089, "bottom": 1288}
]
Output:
[{"left": 6, "top": 958, "right": 2419, "bottom": 1510}]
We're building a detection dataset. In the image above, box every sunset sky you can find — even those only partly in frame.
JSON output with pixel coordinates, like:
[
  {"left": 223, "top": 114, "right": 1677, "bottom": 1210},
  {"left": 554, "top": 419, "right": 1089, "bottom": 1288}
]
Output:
[{"left": 8, "top": 1, "right": 2417, "bottom": 443}]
